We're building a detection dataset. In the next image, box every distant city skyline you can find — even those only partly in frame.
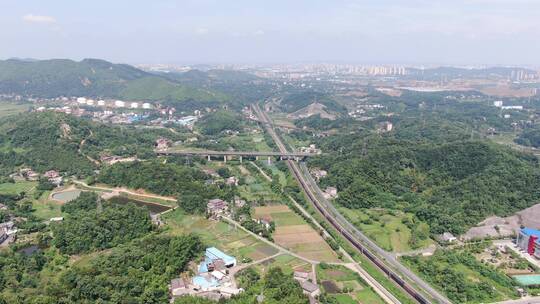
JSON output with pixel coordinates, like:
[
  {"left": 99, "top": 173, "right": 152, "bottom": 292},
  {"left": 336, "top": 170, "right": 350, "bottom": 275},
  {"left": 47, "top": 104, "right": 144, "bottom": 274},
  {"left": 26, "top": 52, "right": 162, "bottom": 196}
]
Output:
[{"left": 1, "top": 0, "right": 539, "bottom": 65}]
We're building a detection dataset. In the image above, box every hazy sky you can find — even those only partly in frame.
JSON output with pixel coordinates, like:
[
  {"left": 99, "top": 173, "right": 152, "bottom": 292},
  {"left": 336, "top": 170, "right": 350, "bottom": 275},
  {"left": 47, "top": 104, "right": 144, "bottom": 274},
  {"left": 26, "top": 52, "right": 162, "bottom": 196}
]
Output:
[{"left": 1, "top": 0, "right": 539, "bottom": 65}]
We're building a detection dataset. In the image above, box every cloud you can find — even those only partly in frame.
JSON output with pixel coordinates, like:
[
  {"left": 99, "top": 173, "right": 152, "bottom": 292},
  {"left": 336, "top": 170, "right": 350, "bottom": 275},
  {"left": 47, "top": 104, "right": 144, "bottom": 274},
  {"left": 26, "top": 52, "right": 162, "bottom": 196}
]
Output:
[
  {"left": 22, "top": 14, "right": 57, "bottom": 24},
  {"left": 195, "top": 27, "right": 209, "bottom": 35}
]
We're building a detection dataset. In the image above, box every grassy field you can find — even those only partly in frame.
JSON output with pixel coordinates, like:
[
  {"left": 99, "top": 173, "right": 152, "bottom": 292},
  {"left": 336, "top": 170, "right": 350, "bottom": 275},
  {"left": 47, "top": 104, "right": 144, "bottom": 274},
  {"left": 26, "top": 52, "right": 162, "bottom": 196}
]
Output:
[
  {"left": 162, "top": 209, "right": 278, "bottom": 262},
  {"left": 32, "top": 191, "right": 66, "bottom": 220},
  {"left": 317, "top": 264, "right": 385, "bottom": 304},
  {"left": 251, "top": 254, "right": 312, "bottom": 275},
  {"left": 254, "top": 204, "right": 340, "bottom": 262},
  {"left": 0, "top": 181, "right": 37, "bottom": 195},
  {"left": 0, "top": 102, "right": 30, "bottom": 118},
  {"left": 339, "top": 207, "right": 433, "bottom": 252}
]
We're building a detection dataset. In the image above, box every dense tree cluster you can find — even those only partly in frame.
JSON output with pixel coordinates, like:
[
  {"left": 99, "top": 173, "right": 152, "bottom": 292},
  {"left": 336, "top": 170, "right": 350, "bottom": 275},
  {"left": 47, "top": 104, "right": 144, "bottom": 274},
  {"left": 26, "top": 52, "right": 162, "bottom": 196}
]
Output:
[
  {"left": 403, "top": 249, "right": 517, "bottom": 303},
  {"left": 311, "top": 134, "right": 540, "bottom": 234},
  {"left": 515, "top": 127, "right": 540, "bottom": 148},
  {"left": 52, "top": 193, "right": 153, "bottom": 254},
  {"left": 97, "top": 160, "right": 224, "bottom": 214},
  {"left": 97, "top": 160, "right": 215, "bottom": 197},
  {"left": 197, "top": 110, "right": 242, "bottom": 135},
  {"left": 0, "top": 234, "right": 203, "bottom": 304}
]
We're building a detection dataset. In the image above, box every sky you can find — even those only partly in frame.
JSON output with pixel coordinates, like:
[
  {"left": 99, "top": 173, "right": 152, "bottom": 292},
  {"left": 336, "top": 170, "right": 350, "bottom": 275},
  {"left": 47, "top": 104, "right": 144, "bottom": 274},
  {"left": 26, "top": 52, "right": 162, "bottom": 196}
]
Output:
[{"left": 1, "top": 0, "right": 539, "bottom": 65}]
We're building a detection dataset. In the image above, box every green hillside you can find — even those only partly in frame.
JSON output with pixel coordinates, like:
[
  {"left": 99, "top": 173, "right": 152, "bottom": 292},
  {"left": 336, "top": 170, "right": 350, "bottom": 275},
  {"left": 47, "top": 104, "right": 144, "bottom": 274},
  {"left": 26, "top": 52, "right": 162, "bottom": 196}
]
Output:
[
  {"left": 0, "top": 58, "right": 227, "bottom": 103},
  {"left": 310, "top": 133, "right": 540, "bottom": 235},
  {"left": 0, "top": 111, "right": 184, "bottom": 177}
]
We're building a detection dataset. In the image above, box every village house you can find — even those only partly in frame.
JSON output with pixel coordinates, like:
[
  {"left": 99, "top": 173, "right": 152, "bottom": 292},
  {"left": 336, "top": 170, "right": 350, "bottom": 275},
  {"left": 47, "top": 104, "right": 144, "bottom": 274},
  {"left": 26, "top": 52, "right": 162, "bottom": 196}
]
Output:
[
  {"left": 300, "top": 144, "right": 322, "bottom": 154},
  {"left": 311, "top": 169, "right": 327, "bottom": 181},
  {"left": 323, "top": 187, "right": 338, "bottom": 200},
  {"left": 300, "top": 280, "right": 321, "bottom": 298},
  {"left": 155, "top": 138, "right": 172, "bottom": 150},
  {"left": 0, "top": 203, "right": 7, "bottom": 211},
  {"left": 234, "top": 198, "right": 246, "bottom": 208},
  {"left": 437, "top": 232, "right": 457, "bottom": 243},
  {"left": 293, "top": 271, "right": 310, "bottom": 282},
  {"left": 169, "top": 278, "right": 189, "bottom": 297},
  {"left": 254, "top": 216, "right": 273, "bottom": 230},
  {"left": 225, "top": 176, "right": 239, "bottom": 186},
  {"left": 207, "top": 199, "right": 228, "bottom": 218},
  {"left": 20, "top": 168, "right": 40, "bottom": 181},
  {"left": 43, "top": 170, "right": 60, "bottom": 179}
]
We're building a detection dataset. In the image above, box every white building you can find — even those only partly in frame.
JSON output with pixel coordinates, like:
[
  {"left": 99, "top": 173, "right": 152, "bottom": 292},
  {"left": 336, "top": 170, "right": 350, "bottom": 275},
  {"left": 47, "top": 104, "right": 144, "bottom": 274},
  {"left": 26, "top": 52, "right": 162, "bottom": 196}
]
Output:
[
  {"left": 494, "top": 100, "right": 503, "bottom": 107},
  {"left": 114, "top": 100, "right": 126, "bottom": 107},
  {"left": 86, "top": 99, "right": 95, "bottom": 106},
  {"left": 97, "top": 100, "right": 106, "bottom": 106},
  {"left": 142, "top": 102, "right": 151, "bottom": 109},
  {"left": 76, "top": 97, "right": 87, "bottom": 104},
  {"left": 130, "top": 102, "right": 139, "bottom": 109}
]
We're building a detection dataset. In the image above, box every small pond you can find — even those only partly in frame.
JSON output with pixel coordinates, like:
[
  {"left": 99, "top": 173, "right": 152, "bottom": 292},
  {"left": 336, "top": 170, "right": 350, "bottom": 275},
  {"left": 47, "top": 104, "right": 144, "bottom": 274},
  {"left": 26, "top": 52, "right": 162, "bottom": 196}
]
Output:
[
  {"left": 51, "top": 190, "right": 82, "bottom": 203},
  {"left": 107, "top": 196, "right": 172, "bottom": 215}
]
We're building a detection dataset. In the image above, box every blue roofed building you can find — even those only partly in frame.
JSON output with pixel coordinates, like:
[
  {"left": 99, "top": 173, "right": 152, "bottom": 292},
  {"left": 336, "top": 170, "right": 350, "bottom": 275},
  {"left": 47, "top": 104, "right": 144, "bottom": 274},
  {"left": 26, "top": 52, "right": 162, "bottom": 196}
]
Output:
[{"left": 205, "top": 247, "right": 237, "bottom": 268}]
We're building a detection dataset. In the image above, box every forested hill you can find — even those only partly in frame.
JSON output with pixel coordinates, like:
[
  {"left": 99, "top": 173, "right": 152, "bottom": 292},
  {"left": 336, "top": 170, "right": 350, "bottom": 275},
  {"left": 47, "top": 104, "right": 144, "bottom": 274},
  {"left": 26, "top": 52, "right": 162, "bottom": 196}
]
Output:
[
  {"left": 0, "top": 111, "right": 184, "bottom": 177},
  {"left": 0, "top": 58, "right": 227, "bottom": 103},
  {"left": 310, "top": 133, "right": 540, "bottom": 235}
]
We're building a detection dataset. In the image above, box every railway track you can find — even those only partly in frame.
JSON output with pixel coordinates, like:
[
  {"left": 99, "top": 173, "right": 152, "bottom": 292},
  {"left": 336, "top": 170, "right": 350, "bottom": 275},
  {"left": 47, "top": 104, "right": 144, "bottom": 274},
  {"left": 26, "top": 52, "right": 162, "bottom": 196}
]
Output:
[{"left": 252, "top": 103, "right": 450, "bottom": 304}]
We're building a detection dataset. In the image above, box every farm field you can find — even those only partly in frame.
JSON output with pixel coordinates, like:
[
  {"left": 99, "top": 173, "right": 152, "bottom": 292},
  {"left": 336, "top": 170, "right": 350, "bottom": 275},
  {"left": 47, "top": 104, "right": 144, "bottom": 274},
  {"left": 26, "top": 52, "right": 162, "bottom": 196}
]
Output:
[
  {"left": 0, "top": 181, "right": 37, "bottom": 195},
  {"left": 163, "top": 209, "right": 278, "bottom": 262},
  {"left": 0, "top": 102, "right": 30, "bottom": 118},
  {"left": 339, "top": 207, "right": 433, "bottom": 253},
  {"left": 317, "top": 264, "right": 385, "bottom": 304},
  {"left": 254, "top": 204, "right": 340, "bottom": 262}
]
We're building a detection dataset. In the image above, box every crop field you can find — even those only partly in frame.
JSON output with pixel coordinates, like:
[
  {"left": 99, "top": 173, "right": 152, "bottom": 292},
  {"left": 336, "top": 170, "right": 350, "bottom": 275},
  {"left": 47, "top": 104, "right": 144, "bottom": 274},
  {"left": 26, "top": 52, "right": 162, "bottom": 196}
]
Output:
[
  {"left": 317, "top": 264, "right": 385, "bottom": 304},
  {"left": 0, "top": 102, "right": 30, "bottom": 118},
  {"left": 0, "top": 181, "right": 37, "bottom": 195},
  {"left": 163, "top": 209, "right": 278, "bottom": 262},
  {"left": 254, "top": 205, "right": 340, "bottom": 262}
]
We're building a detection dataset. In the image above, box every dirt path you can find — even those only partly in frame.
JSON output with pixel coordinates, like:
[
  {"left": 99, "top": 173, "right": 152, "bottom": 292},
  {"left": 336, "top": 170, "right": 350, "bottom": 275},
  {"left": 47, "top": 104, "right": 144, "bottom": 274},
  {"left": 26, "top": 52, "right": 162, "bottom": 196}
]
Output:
[
  {"left": 249, "top": 161, "right": 272, "bottom": 181},
  {"left": 72, "top": 180, "right": 177, "bottom": 203},
  {"left": 77, "top": 130, "right": 100, "bottom": 165}
]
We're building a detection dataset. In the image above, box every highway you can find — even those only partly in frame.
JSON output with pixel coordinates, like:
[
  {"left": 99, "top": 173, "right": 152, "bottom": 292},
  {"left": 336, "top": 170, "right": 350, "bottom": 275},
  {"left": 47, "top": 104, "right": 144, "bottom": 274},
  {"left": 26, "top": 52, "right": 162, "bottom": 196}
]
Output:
[{"left": 252, "top": 103, "right": 452, "bottom": 304}]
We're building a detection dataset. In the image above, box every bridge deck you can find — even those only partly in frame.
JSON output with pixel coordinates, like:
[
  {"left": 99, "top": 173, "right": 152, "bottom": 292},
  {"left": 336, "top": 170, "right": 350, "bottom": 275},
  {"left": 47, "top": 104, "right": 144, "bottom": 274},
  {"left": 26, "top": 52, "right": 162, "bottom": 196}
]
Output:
[{"left": 156, "top": 150, "right": 318, "bottom": 157}]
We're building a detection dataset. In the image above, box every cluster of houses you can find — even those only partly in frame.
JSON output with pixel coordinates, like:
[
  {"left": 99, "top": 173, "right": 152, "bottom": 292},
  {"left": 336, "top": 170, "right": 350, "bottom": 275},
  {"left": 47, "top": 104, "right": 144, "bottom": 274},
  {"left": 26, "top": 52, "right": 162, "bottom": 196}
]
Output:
[
  {"left": 169, "top": 247, "right": 242, "bottom": 302},
  {"left": 11, "top": 168, "right": 63, "bottom": 186}
]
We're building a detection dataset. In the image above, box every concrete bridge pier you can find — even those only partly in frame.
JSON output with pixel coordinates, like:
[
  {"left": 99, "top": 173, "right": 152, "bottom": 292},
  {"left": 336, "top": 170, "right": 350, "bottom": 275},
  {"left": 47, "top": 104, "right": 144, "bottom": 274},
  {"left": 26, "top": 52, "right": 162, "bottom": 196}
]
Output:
[
  {"left": 207, "top": 155, "right": 211, "bottom": 162},
  {"left": 223, "top": 155, "right": 227, "bottom": 163},
  {"left": 239, "top": 156, "right": 243, "bottom": 163},
  {"left": 267, "top": 156, "right": 272, "bottom": 165}
]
